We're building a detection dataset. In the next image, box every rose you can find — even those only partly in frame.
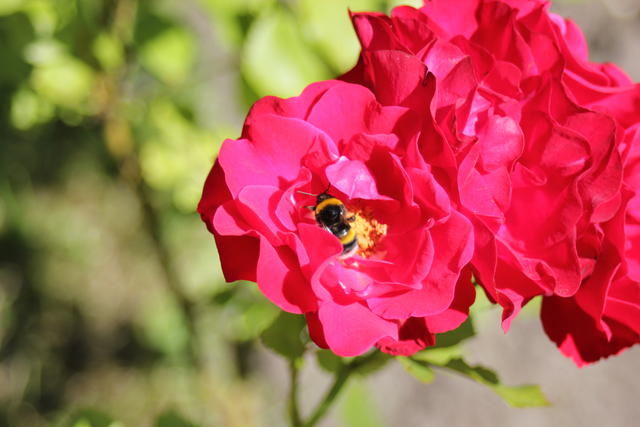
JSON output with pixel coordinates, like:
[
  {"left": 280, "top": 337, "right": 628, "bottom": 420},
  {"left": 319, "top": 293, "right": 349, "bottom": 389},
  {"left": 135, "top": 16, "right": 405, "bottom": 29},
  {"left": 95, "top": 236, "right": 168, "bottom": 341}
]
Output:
[
  {"left": 542, "top": 128, "right": 640, "bottom": 365},
  {"left": 347, "top": 0, "right": 623, "bottom": 324},
  {"left": 346, "top": 0, "right": 639, "bottom": 364},
  {"left": 198, "top": 62, "right": 475, "bottom": 357},
  {"left": 537, "top": 5, "right": 640, "bottom": 365},
  {"left": 540, "top": 113, "right": 640, "bottom": 365}
]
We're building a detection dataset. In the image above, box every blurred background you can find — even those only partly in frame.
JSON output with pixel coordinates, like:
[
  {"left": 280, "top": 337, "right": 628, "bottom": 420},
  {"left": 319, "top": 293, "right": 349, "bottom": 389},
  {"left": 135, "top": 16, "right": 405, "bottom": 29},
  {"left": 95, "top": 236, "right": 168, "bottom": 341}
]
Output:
[{"left": 0, "top": 0, "right": 638, "bottom": 426}]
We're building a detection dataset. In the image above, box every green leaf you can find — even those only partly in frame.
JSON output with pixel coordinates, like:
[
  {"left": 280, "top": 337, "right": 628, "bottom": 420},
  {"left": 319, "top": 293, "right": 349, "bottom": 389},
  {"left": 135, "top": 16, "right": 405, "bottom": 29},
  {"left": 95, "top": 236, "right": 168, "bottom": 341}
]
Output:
[
  {"left": 492, "top": 384, "right": 551, "bottom": 408},
  {"left": 260, "top": 311, "right": 307, "bottom": 359},
  {"left": 437, "top": 357, "right": 549, "bottom": 408},
  {"left": 67, "top": 409, "right": 123, "bottom": 427},
  {"left": 138, "top": 98, "right": 220, "bottom": 212},
  {"left": 22, "top": 0, "right": 57, "bottom": 36},
  {"left": 397, "top": 356, "right": 435, "bottom": 383},
  {"left": 444, "top": 358, "right": 498, "bottom": 384},
  {"left": 0, "top": 13, "right": 34, "bottom": 85},
  {"left": 201, "top": 0, "right": 276, "bottom": 16},
  {"left": 352, "top": 351, "right": 391, "bottom": 376},
  {"left": 155, "top": 409, "right": 200, "bottom": 427},
  {"left": 134, "top": 6, "right": 175, "bottom": 45},
  {"left": 10, "top": 86, "right": 54, "bottom": 130},
  {"left": 410, "top": 348, "right": 549, "bottom": 407},
  {"left": 93, "top": 32, "right": 124, "bottom": 71},
  {"left": 214, "top": 283, "right": 279, "bottom": 341},
  {"left": 242, "top": 7, "right": 331, "bottom": 98},
  {"left": 316, "top": 349, "right": 344, "bottom": 373},
  {"left": 23, "top": 38, "right": 66, "bottom": 65},
  {"left": 0, "top": 0, "right": 24, "bottom": 16},
  {"left": 433, "top": 316, "right": 475, "bottom": 348},
  {"left": 199, "top": 0, "right": 277, "bottom": 47},
  {"left": 140, "top": 26, "right": 195, "bottom": 85},
  {"left": 298, "top": 0, "right": 379, "bottom": 73},
  {"left": 231, "top": 297, "right": 280, "bottom": 341},
  {"left": 412, "top": 345, "right": 463, "bottom": 365},
  {"left": 211, "top": 287, "right": 237, "bottom": 305},
  {"left": 30, "top": 55, "right": 95, "bottom": 109}
]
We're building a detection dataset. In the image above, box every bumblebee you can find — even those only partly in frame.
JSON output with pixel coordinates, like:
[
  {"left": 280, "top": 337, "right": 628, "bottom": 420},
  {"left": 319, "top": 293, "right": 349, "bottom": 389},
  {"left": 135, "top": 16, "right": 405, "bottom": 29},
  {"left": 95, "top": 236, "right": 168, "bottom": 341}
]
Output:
[{"left": 299, "top": 190, "right": 358, "bottom": 256}]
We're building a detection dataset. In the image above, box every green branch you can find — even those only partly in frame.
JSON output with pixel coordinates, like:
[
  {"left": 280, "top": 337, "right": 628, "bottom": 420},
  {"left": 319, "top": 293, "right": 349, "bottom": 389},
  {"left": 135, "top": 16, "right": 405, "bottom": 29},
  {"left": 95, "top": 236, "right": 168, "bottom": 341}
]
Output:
[
  {"left": 301, "top": 350, "right": 381, "bottom": 427},
  {"left": 289, "top": 359, "right": 303, "bottom": 427}
]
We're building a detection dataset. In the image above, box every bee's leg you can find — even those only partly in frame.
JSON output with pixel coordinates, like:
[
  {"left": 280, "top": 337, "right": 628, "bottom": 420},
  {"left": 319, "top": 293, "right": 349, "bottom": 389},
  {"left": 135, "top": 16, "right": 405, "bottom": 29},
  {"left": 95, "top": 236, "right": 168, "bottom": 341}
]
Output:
[
  {"left": 346, "top": 215, "right": 356, "bottom": 222},
  {"left": 305, "top": 205, "right": 315, "bottom": 211}
]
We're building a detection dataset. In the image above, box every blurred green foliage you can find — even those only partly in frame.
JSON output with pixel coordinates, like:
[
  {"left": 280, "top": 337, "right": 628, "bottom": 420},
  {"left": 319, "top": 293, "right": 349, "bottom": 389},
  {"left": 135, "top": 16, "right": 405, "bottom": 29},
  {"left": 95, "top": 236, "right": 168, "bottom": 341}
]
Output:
[
  {"left": 338, "top": 380, "right": 385, "bottom": 427},
  {"left": 0, "top": 0, "right": 547, "bottom": 426}
]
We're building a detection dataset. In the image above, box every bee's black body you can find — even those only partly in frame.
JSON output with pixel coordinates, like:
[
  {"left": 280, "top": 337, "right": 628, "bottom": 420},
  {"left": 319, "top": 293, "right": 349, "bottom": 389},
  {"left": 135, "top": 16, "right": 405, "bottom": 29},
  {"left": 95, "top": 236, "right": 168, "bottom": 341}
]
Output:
[{"left": 312, "top": 193, "right": 358, "bottom": 255}]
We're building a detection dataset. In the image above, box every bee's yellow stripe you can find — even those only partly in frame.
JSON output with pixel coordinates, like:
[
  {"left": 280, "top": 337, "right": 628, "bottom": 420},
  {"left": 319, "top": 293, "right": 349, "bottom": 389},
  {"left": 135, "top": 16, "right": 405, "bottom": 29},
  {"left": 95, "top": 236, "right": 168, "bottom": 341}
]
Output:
[
  {"left": 339, "top": 227, "right": 356, "bottom": 245},
  {"left": 315, "top": 198, "right": 342, "bottom": 214}
]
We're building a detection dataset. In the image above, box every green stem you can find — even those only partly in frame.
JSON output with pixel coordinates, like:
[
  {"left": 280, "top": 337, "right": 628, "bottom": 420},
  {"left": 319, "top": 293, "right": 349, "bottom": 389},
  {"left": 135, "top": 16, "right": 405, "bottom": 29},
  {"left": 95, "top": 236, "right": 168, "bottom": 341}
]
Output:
[
  {"left": 303, "top": 367, "right": 350, "bottom": 427},
  {"left": 289, "top": 360, "right": 303, "bottom": 427},
  {"left": 302, "top": 351, "right": 380, "bottom": 427}
]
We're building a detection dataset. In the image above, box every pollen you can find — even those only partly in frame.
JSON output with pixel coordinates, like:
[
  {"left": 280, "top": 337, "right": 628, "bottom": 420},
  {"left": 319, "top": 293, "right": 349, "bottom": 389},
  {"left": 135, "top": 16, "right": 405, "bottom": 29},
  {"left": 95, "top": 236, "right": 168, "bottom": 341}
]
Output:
[{"left": 349, "top": 207, "right": 388, "bottom": 258}]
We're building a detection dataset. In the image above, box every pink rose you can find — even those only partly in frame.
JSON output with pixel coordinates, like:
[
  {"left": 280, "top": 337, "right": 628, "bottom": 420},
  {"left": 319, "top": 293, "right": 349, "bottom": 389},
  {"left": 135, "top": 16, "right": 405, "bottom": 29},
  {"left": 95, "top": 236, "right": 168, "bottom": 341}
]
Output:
[
  {"left": 538, "top": 5, "right": 640, "bottom": 365},
  {"left": 199, "top": 61, "right": 475, "bottom": 357},
  {"left": 347, "top": 0, "right": 639, "bottom": 364},
  {"left": 541, "top": 114, "right": 640, "bottom": 366}
]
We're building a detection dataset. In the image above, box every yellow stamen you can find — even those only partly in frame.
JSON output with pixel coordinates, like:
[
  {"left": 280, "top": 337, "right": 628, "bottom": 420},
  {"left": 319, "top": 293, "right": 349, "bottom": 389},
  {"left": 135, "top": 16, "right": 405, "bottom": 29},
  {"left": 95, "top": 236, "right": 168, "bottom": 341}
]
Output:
[{"left": 348, "top": 206, "right": 388, "bottom": 258}]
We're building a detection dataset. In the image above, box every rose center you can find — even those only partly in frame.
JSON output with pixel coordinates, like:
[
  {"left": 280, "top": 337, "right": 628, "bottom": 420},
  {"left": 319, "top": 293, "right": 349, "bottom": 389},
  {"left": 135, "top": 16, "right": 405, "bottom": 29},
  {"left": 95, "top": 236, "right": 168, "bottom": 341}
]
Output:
[{"left": 348, "top": 207, "right": 388, "bottom": 258}]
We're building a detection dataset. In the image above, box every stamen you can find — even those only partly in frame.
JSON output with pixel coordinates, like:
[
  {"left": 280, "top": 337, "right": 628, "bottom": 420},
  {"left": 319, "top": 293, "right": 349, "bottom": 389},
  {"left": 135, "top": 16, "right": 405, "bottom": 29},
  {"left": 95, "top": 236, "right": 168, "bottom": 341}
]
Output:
[{"left": 348, "top": 206, "right": 388, "bottom": 258}]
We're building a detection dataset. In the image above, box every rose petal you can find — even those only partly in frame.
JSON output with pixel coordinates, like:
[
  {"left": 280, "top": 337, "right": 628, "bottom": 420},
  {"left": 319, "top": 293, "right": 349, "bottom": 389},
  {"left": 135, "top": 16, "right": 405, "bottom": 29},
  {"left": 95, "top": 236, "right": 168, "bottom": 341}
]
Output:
[
  {"left": 376, "top": 317, "right": 435, "bottom": 356},
  {"left": 256, "top": 238, "right": 317, "bottom": 314},
  {"left": 318, "top": 301, "right": 397, "bottom": 357}
]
